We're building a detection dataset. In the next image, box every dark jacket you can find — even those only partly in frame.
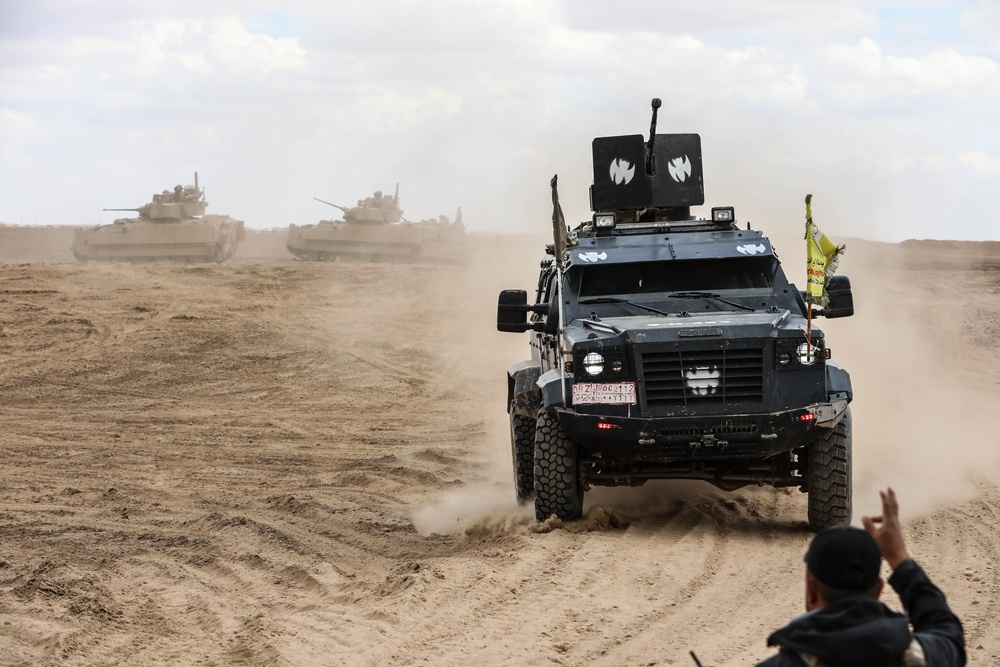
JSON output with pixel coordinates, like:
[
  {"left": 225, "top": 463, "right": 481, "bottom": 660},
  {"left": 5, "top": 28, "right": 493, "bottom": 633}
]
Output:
[{"left": 757, "top": 559, "right": 965, "bottom": 667}]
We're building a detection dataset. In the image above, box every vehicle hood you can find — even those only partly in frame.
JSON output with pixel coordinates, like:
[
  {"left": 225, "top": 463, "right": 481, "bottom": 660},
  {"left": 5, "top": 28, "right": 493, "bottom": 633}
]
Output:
[{"left": 564, "top": 309, "right": 810, "bottom": 346}]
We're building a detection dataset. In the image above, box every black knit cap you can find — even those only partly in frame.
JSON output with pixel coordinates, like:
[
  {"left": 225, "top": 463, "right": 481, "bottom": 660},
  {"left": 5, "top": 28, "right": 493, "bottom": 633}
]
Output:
[{"left": 804, "top": 525, "right": 882, "bottom": 592}]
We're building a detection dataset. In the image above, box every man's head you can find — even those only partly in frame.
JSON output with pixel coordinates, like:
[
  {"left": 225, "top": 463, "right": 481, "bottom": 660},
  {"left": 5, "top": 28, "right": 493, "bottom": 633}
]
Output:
[{"left": 804, "top": 525, "right": 884, "bottom": 610}]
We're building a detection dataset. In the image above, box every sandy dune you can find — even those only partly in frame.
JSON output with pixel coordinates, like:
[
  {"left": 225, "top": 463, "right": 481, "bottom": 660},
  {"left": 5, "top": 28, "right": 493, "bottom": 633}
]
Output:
[{"left": 1, "top": 227, "right": 999, "bottom": 666}]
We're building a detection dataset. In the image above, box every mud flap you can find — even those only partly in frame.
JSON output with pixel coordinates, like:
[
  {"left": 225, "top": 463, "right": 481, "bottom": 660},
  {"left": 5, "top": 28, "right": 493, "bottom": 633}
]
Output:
[
  {"left": 506, "top": 361, "right": 541, "bottom": 418},
  {"left": 825, "top": 361, "right": 852, "bottom": 402}
]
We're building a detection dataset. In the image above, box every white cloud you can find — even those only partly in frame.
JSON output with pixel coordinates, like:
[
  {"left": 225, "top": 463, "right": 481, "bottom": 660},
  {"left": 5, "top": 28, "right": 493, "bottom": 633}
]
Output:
[
  {"left": 885, "top": 151, "right": 916, "bottom": 173},
  {"left": 818, "top": 37, "right": 1000, "bottom": 98},
  {"left": 123, "top": 17, "right": 306, "bottom": 83},
  {"left": 959, "top": 1, "right": 1000, "bottom": 49},
  {"left": 959, "top": 151, "right": 1000, "bottom": 179},
  {"left": 1, "top": 1, "right": 999, "bottom": 240},
  {"left": 0, "top": 108, "right": 46, "bottom": 156}
]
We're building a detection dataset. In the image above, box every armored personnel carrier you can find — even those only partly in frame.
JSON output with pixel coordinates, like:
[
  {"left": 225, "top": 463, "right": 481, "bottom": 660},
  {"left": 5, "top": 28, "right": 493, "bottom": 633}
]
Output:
[
  {"left": 72, "top": 173, "right": 245, "bottom": 263},
  {"left": 497, "top": 100, "right": 855, "bottom": 530},
  {"left": 285, "top": 184, "right": 467, "bottom": 263}
]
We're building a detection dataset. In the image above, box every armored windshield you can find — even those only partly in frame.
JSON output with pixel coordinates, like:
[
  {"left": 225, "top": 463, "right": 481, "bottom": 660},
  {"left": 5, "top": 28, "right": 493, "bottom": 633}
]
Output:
[{"left": 578, "top": 257, "right": 773, "bottom": 299}]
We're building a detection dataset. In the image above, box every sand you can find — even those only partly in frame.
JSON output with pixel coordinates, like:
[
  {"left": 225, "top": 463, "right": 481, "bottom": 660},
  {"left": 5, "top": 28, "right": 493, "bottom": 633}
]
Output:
[{"left": 1, "top": 226, "right": 998, "bottom": 666}]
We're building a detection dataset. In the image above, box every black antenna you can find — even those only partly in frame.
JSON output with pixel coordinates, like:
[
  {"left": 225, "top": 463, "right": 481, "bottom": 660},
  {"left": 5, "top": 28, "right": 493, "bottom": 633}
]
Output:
[
  {"left": 645, "top": 97, "right": 662, "bottom": 175},
  {"left": 690, "top": 651, "right": 704, "bottom": 667}
]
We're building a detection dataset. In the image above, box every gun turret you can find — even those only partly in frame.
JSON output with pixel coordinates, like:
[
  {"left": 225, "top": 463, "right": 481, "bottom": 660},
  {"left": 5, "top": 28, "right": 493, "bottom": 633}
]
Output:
[
  {"left": 313, "top": 197, "right": 349, "bottom": 213},
  {"left": 590, "top": 97, "right": 704, "bottom": 217},
  {"left": 99, "top": 171, "right": 208, "bottom": 221}
]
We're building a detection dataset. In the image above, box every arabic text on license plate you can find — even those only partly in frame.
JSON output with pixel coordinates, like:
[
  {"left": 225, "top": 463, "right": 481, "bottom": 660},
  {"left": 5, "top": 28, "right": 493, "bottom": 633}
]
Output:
[{"left": 572, "top": 382, "right": 637, "bottom": 405}]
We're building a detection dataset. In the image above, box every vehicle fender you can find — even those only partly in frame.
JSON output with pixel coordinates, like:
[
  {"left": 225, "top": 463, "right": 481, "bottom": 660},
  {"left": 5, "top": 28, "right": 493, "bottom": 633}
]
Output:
[
  {"left": 506, "top": 361, "right": 541, "bottom": 418},
  {"left": 826, "top": 361, "right": 852, "bottom": 402},
  {"left": 538, "top": 368, "right": 570, "bottom": 415}
]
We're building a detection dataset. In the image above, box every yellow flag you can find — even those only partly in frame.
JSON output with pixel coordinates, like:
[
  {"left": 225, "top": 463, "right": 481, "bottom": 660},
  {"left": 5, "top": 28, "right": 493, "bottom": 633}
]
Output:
[{"left": 804, "top": 194, "right": 844, "bottom": 307}]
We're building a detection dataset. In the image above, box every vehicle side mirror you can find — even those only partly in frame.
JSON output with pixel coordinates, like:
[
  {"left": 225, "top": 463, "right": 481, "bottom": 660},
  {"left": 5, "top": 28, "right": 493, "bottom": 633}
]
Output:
[
  {"left": 820, "top": 275, "right": 854, "bottom": 318},
  {"left": 497, "top": 290, "right": 529, "bottom": 332},
  {"left": 498, "top": 289, "right": 551, "bottom": 332}
]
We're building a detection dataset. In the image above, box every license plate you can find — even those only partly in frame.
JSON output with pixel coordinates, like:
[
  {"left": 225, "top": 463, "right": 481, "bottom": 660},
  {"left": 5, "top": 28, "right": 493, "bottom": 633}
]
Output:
[{"left": 572, "top": 382, "right": 637, "bottom": 405}]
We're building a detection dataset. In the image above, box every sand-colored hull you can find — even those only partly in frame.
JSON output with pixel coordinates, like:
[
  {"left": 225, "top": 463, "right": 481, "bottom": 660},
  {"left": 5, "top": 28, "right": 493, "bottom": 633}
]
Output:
[
  {"left": 72, "top": 216, "right": 245, "bottom": 263},
  {"left": 286, "top": 221, "right": 467, "bottom": 264}
]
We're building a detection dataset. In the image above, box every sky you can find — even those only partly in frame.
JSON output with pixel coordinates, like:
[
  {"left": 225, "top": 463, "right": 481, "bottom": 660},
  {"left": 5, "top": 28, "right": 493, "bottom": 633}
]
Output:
[{"left": 1, "top": 0, "right": 999, "bottom": 241}]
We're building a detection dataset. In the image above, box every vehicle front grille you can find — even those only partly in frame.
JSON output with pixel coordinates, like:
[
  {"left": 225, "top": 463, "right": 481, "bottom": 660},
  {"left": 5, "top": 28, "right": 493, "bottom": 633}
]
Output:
[{"left": 641, "top": 347, "right": 765, "bottom": 407}]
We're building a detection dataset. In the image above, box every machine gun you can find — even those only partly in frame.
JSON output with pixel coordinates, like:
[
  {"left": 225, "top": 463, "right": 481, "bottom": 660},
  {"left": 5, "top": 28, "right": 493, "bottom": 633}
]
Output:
[{"left": 645, "top": 97, "right": 661, "bottom": 175}]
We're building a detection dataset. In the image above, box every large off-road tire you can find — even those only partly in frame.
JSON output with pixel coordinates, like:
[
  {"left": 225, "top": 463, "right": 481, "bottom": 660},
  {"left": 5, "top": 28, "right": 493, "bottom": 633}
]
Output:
[
  {"left": 510, "top": 402, "right": 535, "bottom": 503},
  {"left": 805, "top": 408, "right": 852, "bottom": 531},
  {"left": 533, "top": 410, "right": 584, "bottom": 522}
]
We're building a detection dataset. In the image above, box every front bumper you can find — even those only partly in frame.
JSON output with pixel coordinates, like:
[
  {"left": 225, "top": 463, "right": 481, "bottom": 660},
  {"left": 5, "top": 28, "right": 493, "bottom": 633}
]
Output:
[{"left": 557, "top": 399, "right": 848, "bottom": 463}]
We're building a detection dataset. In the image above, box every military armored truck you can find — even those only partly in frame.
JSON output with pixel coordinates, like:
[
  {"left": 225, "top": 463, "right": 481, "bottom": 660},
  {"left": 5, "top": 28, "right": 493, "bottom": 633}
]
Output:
[
  {"left": 497, "top": 100, "right": 855, "bottom": 531},
  {"left": 72, "top": 173, "right": 245, "bottom": 263},
  {"left": 286, "top": 184, "right": 467, "bottom": 263}
]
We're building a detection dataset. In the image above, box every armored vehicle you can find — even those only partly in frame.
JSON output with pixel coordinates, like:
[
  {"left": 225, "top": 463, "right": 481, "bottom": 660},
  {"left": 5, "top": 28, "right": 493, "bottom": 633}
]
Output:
[
  {"left": 286, "top": 184, "right": 467, "bottom": 263},
  {"left": 497, "top": 100, "right": 855, "bottom": 530},
  {"left": 72, "top": 173, "right": 245, "bottom": 263}
]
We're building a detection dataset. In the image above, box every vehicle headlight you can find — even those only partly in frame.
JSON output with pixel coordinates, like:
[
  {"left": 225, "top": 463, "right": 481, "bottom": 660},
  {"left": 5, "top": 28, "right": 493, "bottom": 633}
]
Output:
[
  {"left": 796, "top": 343, "right": 820, "bottom": 366},
  {"left": 583, "top": 352, "right": 605, "bottom": 375}
]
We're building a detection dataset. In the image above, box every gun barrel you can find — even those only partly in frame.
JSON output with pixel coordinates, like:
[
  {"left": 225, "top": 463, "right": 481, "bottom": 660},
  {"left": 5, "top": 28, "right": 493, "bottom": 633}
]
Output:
[
  {"left": 313, "top": 197, "right": 348, "bottom": 212},
  {"left": 103, "top": 208, "right": 142, "bottom": 212},
  {"left": 645, "top": 97, "right": 661, "bottom": 175}
]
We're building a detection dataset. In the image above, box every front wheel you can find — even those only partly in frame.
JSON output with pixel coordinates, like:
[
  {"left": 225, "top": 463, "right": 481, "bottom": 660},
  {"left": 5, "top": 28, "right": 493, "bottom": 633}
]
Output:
[
  {"left": 533, "top": 410, "right": 584, "bottom": 522},
  {"left": 805, "top": 408, "right": 852, "bottom": 530}
]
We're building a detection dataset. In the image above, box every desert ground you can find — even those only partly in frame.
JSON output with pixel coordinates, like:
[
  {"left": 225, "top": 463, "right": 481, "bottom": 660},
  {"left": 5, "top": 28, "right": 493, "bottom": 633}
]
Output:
[{"left": 1, "top": 225, "right": 999, "bottom": 666}]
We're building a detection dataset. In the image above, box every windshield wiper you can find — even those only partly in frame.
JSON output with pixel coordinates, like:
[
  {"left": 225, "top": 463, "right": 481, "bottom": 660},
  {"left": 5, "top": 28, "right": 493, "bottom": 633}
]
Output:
[
  {"left": 667, "top": 292, "right": 756, "bottom": 312},
  {"left": 578, "top": 296, "right": 671, "bottom": 317}
]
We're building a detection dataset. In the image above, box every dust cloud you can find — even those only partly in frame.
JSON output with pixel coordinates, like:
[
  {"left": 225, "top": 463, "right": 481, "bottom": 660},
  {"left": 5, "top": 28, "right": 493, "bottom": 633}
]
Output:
[
  {"left": 836, "top": 244, "right": 1000, "bottom": 520},
  {"left": 411, "top": 482, "right": 532, "bottom": 537}
]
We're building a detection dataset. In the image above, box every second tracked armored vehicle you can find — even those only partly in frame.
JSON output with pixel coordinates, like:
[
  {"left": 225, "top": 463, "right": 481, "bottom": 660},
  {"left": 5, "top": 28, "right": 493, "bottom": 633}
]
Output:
[
  {"left": 497, "top": 99, "right": 855, "bottom": 531},
  {"left": 72, "top": 173, "right": 245, "bottom": 263},
  {"left": 286, "top": 184, "right": 467, "bottom": 263}
]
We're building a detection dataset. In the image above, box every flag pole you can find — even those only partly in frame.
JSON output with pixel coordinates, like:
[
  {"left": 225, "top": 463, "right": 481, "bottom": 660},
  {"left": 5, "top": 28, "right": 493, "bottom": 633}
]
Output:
[
  {"left": 806, "top": 302, "right": 813, "bottom": 350},
  {"left": 803, "top": 193, "right": 844, "bottom": 366},
  {"left": 551, "top": 175, "right": 568, "bottom": 407},
  {"left": 804, "top": 195, "right": 813, "bottom": 360}
]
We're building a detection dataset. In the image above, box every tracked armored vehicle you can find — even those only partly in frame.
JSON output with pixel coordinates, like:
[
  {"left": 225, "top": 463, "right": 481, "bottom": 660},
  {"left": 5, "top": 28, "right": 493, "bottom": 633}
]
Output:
[
  {"left": 497, "top": 99, "right": 855, "bottom": 531},
  {"left": 72, "top": 173, "right": 245, "bottom": 263},
  {"left": 286, "top": 184, "right": 467, "bottom": 263}
]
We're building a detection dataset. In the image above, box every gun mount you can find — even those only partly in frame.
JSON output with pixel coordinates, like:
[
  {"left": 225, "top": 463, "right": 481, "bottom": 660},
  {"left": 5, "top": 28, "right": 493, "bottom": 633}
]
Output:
[
  {"left": 590, "top": 97, "right": 704, "bottom": 224},
  {"left": 100, "top": 173, "right": 208, "bottom": 221}
]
